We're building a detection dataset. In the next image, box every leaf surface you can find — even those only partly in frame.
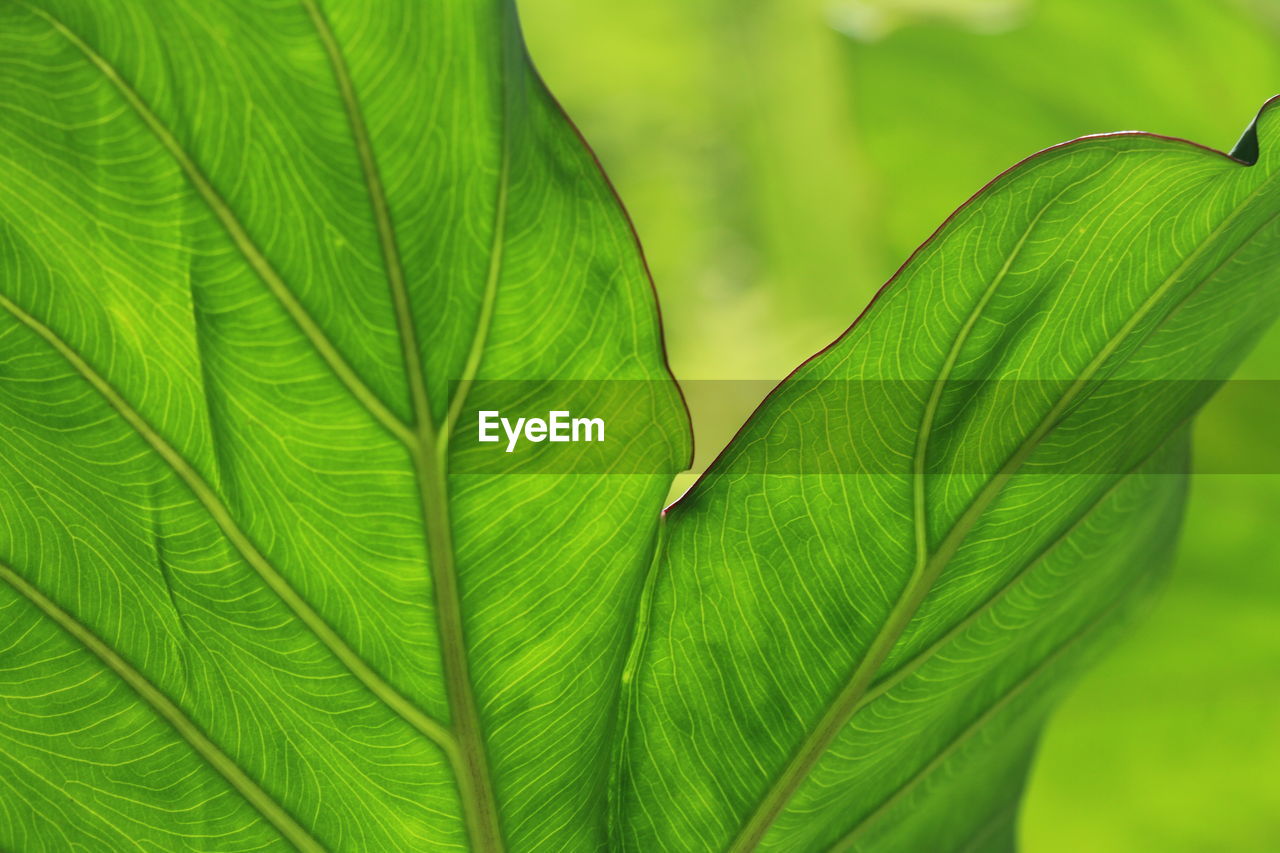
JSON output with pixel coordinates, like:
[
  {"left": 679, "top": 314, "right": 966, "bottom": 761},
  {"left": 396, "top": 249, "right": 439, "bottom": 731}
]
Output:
[
  {"left": 0, "top": 2, "right": 687, "bottom": 851},
  {"left": 617, "top": 102, "right": 1280, "bottom": 851},
  {"left": 3, "top": 2, "right": 1279, "bottom": 852}
]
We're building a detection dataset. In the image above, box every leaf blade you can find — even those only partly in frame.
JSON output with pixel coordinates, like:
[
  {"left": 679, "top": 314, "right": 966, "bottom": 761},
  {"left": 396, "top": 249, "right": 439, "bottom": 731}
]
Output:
[
  {"left": 619, "top": 103, "right": 1280, "bottom": 851},
  {"left": 0, "top": 1, "right": 689, "bottom": 850}
]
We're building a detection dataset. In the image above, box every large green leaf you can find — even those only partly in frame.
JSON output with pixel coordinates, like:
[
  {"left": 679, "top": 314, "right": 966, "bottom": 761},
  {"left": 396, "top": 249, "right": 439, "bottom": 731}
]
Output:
[
  {"left": 830, "top": 7, "right": 1280, "bottom": 844},
  {"left": 0, "top": 1, "right": 687, "bottom": 851},
  {"left": 617, "top": 103, "right": 1280, "bottom": 850},
  {"left": 2, "top": 1, "right": 1279, "bottom": 852}
]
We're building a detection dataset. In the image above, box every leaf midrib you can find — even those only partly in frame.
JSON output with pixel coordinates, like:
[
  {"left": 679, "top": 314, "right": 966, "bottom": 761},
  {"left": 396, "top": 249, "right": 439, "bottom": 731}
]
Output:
[
  {"left": 14, "top": 3, "right": 520, "bottom": 849},
  {"left": 300, "top": 2, "right": 510, "bottom": 850},
  {"left": 858, "top": 424, "right": 1188, "bottom": 714},
  {"left": 724, "top": 150, "right": 1278, "bottom": 851},
  {"left": 828, "top": 593, "right": 1133, "bottom": 852},
  {"left": 824, "top": 427, "right": 1192, "bottom": 847},
  {"left": 6, "top": 4, "right": 516, "bottom": 850}
]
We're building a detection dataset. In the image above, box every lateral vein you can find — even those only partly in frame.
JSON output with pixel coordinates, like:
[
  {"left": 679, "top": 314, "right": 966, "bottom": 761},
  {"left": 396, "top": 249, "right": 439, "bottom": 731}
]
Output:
[
  {"left": 0, "top": 293, "right": 456, "bottom": 757},
  {"left": 24, "top": 2, "right": 415, "bottom": 448},
  {"left": 0, "top": 560, "right": 326, "bottom": 853},
  {"left": 443, "top": 60, "right": 513, "bottom": 449},
  {"left": 858, "top": 429, "right": 1187, "bottom": 711}
]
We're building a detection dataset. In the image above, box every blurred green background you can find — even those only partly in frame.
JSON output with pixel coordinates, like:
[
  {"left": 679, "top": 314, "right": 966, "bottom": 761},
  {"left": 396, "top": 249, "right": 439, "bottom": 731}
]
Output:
[{"left": 519, "top": 0, "right": 1280, "bottom": 849}]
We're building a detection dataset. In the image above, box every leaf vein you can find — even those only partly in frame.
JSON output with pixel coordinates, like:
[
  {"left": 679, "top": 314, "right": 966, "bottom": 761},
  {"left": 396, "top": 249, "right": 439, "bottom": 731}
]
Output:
[
  {"left": 726, "top": 155, "right": 1279, "bottom": 851},
  {"left": 0, "top": 293, "right": 455, "bottom": 755},
  {"left": 297, "top": 2, "right": 505, "bottom": 849},
  {"left": 0, "top": 560, "right": 326, "bottom": 853},
  {"left": 22, "top": 1, "right": 415, "bottom": 447}
]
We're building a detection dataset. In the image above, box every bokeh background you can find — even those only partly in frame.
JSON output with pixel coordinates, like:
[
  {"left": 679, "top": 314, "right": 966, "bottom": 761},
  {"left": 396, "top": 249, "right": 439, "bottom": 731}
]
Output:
[{"left": 518, "top": 0, "right": 1279, "bottom": 850}]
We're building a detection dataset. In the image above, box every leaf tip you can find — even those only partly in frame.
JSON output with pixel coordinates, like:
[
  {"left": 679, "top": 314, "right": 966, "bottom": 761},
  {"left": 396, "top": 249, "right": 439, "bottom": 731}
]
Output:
[{"left": 1229, "top": 95, "right": 1280, "bottom": 165}]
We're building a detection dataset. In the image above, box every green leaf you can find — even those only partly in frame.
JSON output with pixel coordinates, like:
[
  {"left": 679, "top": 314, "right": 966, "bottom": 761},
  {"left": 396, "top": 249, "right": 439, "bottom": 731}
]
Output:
[
  {"left": 2, "top": 1, "right": 1278, "bottom": 851},
  {"left": 828, "top": 2, "right": 1280, "bottom": 843},
  {"left": 0, "top": 2, "right": 687, "bottom": 851},
  {"left": 617, "top": 102, "right": 1280, "bottom": 851}
]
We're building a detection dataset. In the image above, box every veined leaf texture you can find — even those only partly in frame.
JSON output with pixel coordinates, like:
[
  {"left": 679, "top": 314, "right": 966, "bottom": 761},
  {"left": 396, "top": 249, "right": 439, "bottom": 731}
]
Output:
[{"left": 0, "top": 2, "right": 1276, "bottom": 851}]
